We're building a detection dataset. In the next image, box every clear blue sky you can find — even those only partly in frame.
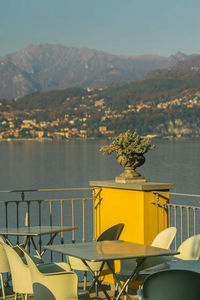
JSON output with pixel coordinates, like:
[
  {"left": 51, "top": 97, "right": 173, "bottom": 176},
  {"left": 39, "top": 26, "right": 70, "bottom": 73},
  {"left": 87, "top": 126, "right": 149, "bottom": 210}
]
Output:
[{"left": 1, "top": 0, "right": 200, "bottom": 57}]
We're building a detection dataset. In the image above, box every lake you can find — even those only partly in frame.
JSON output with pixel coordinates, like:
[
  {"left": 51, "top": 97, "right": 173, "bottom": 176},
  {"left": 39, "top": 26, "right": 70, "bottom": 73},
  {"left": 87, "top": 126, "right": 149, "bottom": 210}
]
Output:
[{"left": 0, "top": 138, "right": 199, "bottom": 195}]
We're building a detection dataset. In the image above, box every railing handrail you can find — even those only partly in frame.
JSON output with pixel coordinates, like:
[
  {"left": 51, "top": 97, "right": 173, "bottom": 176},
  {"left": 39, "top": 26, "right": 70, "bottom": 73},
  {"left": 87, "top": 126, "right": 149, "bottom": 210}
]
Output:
[
  {"left": 0, "top": 187, "right": 93, "bottom": 193},
  {"left": 0, "top": 187, "right": 94, "bottom": 202},
  {"left": 0, "top": 188, "right": 198, "bottom": 197},
  {"left": 153, "top": 190, "right": 200, "bottom": 198},
  {"left": 0, "top": 197, "right": 93, "bottom": 204}
]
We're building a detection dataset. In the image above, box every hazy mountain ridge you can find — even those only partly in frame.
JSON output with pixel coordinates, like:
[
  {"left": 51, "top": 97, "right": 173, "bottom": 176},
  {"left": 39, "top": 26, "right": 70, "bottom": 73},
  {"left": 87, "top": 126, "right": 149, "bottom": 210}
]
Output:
[{"left": 0, "top": 43, "right": 191, "bottom": 99}]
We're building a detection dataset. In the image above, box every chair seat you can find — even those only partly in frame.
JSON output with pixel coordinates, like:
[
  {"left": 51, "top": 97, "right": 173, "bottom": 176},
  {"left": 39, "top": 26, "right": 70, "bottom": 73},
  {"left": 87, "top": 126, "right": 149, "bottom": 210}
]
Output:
[{"left": 68, "top": 256, "right": 111, "bottom": 272}]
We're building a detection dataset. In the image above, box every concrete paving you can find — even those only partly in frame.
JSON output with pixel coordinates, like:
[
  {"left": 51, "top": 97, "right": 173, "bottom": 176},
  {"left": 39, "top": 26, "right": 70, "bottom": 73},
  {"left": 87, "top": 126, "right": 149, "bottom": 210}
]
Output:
[{"left": 0, "top": 285, "right": 140, "bottom": 300}]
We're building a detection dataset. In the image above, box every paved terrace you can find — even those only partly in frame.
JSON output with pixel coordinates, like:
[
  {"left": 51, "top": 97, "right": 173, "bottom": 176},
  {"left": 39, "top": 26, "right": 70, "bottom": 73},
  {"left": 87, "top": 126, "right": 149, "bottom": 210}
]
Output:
[{"left": 1, "top": 284, "right": 140, "bottom": 299}]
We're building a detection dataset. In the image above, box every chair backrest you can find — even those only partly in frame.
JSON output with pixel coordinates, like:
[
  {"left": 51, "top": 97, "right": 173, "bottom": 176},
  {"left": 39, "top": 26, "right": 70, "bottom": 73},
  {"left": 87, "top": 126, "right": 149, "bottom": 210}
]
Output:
[
  {"left": 21, "top": 248, "right": 79, "bottom": 300},
  {"left": 176, "top": 234, "right": 200, "bottom": 260},
  {"left": 0, "top": 238, "right": 10, "bottom": 273},
  {"left": 97, "top": 223, "right": 124, "bottom": 241},
  {"left": 142, "top": 269, "right": 200, "bottom": 300},
  {"left": 68, "top": 223, "right": 124, "bottom": 272},
  {"left": 151, "top": 227, "right": 177, "bottom": 249},
  {"left": 0, "top": 239, "right": 33, "bottom": 294}
]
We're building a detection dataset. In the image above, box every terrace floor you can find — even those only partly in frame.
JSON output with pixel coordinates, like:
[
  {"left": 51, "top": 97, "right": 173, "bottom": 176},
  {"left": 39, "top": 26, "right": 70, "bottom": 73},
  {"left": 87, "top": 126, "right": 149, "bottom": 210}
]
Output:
[{"left": 1, "top": 284, "right": 140, "bottom": 299}]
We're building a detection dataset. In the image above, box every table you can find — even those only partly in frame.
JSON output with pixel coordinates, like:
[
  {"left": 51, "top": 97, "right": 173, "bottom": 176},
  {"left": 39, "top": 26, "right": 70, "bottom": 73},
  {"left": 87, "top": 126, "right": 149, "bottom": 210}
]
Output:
[
  {"left": 140, "top": 259, "right": 200, "bottom": 275},
  {"left": 0, "top": 225, "right": 78, "bottom": 258},
  {"left": 43, "top": 240, "right": 178, "bottom": 300}
]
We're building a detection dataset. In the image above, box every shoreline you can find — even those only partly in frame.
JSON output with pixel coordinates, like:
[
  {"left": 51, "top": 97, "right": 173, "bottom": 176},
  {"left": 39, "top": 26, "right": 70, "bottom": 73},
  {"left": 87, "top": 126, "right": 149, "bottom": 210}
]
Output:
[{"left": 0, "top": 135, "right": 199, "bottom": 143}]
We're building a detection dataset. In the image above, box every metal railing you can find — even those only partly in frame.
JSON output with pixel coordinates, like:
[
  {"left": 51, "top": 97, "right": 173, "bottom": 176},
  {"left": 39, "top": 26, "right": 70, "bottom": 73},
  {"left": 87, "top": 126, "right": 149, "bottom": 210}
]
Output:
[
  {"left": 1, "top": 188, "right": 200, "bottom": 254},
  {"left": 153, "top": 191, "right": 200, "bottom": 250},
  {"left": 0, "top": 187, "right": 94, "bottom": 259}
]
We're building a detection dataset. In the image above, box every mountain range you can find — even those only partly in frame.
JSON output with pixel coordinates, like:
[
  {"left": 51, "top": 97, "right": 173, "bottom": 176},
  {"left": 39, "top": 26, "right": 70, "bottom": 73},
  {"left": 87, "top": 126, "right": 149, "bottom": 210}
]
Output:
[{"left": 0, "top": 43, "right": 194, "bottom": 100}]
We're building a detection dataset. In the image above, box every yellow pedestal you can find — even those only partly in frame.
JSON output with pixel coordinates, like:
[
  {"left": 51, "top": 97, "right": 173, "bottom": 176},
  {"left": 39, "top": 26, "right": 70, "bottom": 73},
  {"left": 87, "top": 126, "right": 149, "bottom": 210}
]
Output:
[{"left": 90, "top": 180, "right": 174, "bottom": 287}]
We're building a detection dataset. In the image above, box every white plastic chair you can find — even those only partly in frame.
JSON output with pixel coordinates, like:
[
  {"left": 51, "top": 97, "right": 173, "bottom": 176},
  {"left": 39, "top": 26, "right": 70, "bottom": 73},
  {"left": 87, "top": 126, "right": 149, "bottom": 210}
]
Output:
[
  {"left": 175, "top": 234, "right": 200, "bottom": 260},
  {"left": 0, "top": 238, "right": 33, "bottom": 300},
  {"left": 20, "top": 247, "right": 90, "bottom": 300},
  {"left": 0, "top": 242, "right": 10, "bottom": 300},
  {"left": 151, "top": 227, "right": 177, "bottom": 248},
  {"left": 115, "top": 227, "right": 177, "bottom": 297},
  {"left": 1, "top": 238, "right": 79, "bottom": 300}
]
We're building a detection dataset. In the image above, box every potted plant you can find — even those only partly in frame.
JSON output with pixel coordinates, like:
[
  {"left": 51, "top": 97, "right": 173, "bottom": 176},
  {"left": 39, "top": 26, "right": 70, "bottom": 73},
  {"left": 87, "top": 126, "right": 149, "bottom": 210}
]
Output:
[{"left": 100, "top": 130, "right": 155, "bottom": 183}]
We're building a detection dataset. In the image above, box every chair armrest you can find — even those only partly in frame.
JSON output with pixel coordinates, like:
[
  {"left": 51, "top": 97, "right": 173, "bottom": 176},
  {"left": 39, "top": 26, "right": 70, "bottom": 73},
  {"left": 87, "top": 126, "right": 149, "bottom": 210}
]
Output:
[
  {"left": 44, "top": 271, "right": 74, "bottom": 276},
  {"left": 32, "top": 272, "right": 78, "bottom": 299},
  {"left": 13, "top": 244, "right": 25, "bottom": 257},
  {"left": 38, "top": 262, "right": 71, "bottom": 274},
  {"left": 13, "top": 244, "right": 44, "bottom": 265},
  {"left": 34, "top": 272, "right": 77, "bottom": 287}
]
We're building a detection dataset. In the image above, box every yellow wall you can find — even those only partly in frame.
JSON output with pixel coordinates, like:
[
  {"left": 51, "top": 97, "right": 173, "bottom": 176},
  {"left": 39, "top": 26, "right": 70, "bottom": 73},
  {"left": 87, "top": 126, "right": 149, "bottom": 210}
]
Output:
[{"left": 94, "top": 187, "right": 169, "bottom": 245}]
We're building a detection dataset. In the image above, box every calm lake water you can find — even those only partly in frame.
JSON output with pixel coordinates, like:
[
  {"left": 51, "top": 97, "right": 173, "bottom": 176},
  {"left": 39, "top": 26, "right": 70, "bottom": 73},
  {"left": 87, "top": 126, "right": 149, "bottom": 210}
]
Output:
[{"left": 0, "top": 138, "right": 199, "bottom": 195}]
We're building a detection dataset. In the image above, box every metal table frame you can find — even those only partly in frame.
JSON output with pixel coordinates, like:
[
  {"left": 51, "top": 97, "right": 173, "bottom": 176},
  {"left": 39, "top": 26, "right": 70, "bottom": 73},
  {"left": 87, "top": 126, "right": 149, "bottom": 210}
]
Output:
[
  {"left": 43, "top": 240, "right": 178, "bottom": 300},
  {"left": 0, "top": 225, "right": 78, "bottom": 258}
]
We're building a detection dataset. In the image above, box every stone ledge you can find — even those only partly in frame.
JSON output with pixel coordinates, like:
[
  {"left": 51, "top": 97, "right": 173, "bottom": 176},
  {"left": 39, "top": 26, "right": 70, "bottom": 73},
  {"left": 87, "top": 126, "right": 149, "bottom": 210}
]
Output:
[{"left": 89, "top": 180, "right": 174, "bottom": 191}]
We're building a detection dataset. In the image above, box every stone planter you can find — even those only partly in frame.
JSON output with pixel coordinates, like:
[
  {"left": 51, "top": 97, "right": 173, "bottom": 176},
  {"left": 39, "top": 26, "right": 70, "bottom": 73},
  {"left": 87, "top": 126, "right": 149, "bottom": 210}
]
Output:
[
  {"left": 100, "top": 130, "right": 155, "bottom": 183},
  {"left": 115, "top": 154, "right": 146, "bottom": 183}
]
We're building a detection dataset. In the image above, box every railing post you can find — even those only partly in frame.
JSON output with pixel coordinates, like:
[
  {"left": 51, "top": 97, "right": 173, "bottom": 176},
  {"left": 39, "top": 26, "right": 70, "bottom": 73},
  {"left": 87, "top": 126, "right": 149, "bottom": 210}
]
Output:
[
  {"left": 60, "top": 200, "right": 64, "bottom": 244},
  {"left": 82, "top": 199, "right": 86, "bottom": 243},
  {"left": 187, "top": 207, "right": 190, "bottom": 238},
  {"left": 174, "top": 205, "right": 177, "bottom": 250},
  {"left": 21, "top": 191, "right": 25, "bottom": 201},
  {"left": 168, "top": 204, "right": 171, "bottom": 226},
  {"left": 193, "top": 207, "right": 197, "bottom": 235},
  {"left": 27, "top": 202, "right": 30, "bottom": 227},
  {"left": 5, "top": 202, "right": 8, "bottom": 228},
  {"left": 180, "top": 206, "right": 183, "bottom": 244},
  {"left": 162, "top": 204, "right": 165, "bottom": 230},
  {"left": 156, "top": 192, "right": 159, "bottom": 234},
  {"left": 71, "top": 199, "right": 75, "bottom": 243}
]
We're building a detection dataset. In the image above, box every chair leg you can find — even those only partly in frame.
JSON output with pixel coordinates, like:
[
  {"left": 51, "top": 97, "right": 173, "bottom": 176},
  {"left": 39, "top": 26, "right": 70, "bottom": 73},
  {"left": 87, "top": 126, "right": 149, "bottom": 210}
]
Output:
[
  {"left": 114, "top": 281, "right": 129, "bottom": 300},
  {"left": 95, "top": 281, "right": 99, "bottom": 299},
  {"left": 124, "top": 285, "right": 128, "bottom": 300},
  {"left": 83, "top": 271, "right": 87, "bottom": 290},
  {"left": 0, "top": 273, "right": 6, "bottom": 300},
  {"left": 114, "top": 280, "right": 119, "bottom": 298},
  {"left": 14, "top": 293, "right": 18, "bottom": 300},
  {"left": 94, "top": 272, "right": 99, "bottom": 299}
]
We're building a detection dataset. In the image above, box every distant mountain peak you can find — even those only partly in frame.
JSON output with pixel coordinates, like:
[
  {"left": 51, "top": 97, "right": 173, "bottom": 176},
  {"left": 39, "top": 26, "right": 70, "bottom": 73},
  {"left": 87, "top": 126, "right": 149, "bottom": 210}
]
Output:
[
  {"left": 174, "top": 51, "right": 187, "bottom": 59},
  {"left": 0, "top": 43, "right": 198, "bottom": 100}
]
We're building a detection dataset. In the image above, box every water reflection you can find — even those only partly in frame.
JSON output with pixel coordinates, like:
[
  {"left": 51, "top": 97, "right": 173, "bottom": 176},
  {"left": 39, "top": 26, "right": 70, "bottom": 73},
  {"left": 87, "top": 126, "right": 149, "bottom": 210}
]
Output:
[{"left": 0, "top": 138, "right": 200, "bottom": 199}]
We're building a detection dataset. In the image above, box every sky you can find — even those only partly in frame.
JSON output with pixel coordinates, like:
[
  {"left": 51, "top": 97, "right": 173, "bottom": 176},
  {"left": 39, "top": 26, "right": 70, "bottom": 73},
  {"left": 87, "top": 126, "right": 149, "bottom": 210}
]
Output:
[{"left": 1, "top": 0, "right": 200, "bottom": 57}]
